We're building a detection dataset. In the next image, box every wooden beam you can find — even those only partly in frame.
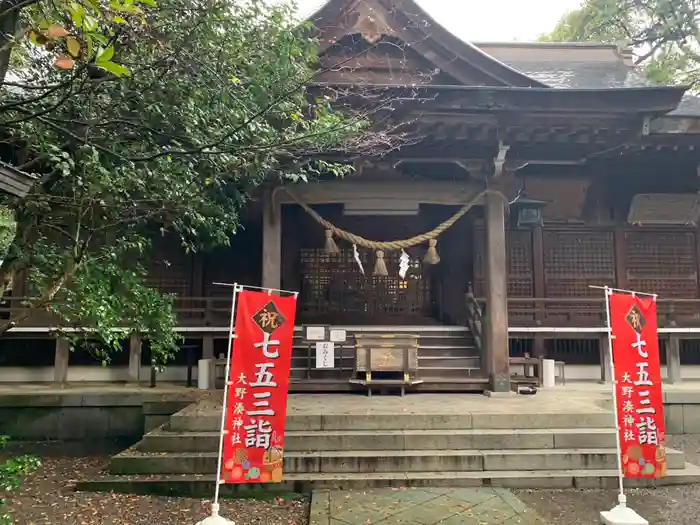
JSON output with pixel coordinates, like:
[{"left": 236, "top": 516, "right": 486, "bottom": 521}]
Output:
[
  {"left": 484, "top": 191, "right": 510, "bottom": 392},
  {"left": 532, "top": 225, "right": 546, "bottom": 358},
  {"left": 274, "top": 181, "right": 485, "bottom": 206},
  {"left": 202, "top": 336, "right": 214, "bottom": 359},
  {"left": 614, "top": 228, "right": 628, "bottom": 288},
  {"left": 599, "top": 335, "right": 612, "bottom": 383}
]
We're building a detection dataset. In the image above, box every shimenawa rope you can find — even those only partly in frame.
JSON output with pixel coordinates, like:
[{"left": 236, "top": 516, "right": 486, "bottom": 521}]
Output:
[{"left": 281, "top": 187, "right": 498, "bottom": 276}]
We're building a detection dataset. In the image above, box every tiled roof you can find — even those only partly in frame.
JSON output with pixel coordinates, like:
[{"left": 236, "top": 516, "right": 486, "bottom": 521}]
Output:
[
  {"left": 302, "top": 1, "right": 700, "bottom": 117},
  {"left": 499, "top": 60, "right": 650, "bottom": 89}
]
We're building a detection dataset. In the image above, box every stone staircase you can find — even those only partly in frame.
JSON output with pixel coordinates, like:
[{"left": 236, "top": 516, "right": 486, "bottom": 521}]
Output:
[
  {"left": 77, "top": 394, "right": 700, "bottom": 496},
  {"left": 289, "top": 326, "right": 487, "bottom": 391}
]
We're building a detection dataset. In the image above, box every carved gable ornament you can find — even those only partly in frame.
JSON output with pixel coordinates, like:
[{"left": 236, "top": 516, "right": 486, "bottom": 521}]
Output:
[
  {"left": 348, "top": 1, "right": 394, "bottom": 43},
  {"left": 627, "top": 193, "right": 700, "bottom": 226}
]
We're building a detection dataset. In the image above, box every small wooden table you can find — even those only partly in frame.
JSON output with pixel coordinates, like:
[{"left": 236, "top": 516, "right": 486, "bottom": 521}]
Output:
[{"left": 350, "top": 333, "right": 423, "bottom": 396}]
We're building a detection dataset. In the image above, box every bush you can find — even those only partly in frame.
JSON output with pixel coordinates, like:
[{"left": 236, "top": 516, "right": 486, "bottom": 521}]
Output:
[{"left": 0, "top": 436, "right": 40, "bottom": 525}]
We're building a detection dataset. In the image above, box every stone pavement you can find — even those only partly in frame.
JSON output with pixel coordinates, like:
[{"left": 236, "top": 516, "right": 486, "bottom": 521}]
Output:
[{"left": 310, "top": 486, "right": 548, "bottom": 524}]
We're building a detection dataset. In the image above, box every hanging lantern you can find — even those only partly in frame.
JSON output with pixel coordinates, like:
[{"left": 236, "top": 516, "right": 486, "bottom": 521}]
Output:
[{"left": 510, "top": 193, "right": 548, "bottom": 228}]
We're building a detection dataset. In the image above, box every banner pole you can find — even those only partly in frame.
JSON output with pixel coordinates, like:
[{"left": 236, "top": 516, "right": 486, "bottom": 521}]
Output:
[
  {"left": 603, "top": 286, "right": 626, "bottom": 505},
  {"left": 209, "top": 283, "right": 240, "bottom": 522}
]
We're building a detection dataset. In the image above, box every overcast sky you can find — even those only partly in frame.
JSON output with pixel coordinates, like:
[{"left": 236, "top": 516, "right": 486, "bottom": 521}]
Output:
[{"left": 297, "top": 0, "right": 584, "bottom": 42}]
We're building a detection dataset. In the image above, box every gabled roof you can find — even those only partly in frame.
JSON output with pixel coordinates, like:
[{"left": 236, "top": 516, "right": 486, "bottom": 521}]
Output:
[
  {"left": 309, "top": 0, "right": 547, "bottom": 88},
  {"left": 306, "top": 0, "right": 698, "bottom": 118}
]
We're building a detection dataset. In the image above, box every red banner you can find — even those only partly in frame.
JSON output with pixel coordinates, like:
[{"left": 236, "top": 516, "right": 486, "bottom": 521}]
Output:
[
  {"left": 609, "top": 292, "right": 667, "bottom": 478},
  {"left": 220, "top": 290, "right": 297, "bottom": 484}
]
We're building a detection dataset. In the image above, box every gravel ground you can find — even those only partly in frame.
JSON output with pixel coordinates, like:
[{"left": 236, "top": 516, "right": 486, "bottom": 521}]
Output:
[
  {"left": 1, "top": 441, "right": 309, "bottom": 525},
  {"left": 515, "top": 435, "right": 700, "bottom": 525}
]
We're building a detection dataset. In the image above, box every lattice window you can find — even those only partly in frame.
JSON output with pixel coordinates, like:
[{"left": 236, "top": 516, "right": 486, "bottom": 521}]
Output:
[
  {"left": 145, "top": 241, "right": 189, "bottom": 296},
  {"left": 543, "top": 230, "right": 614, "bottom": 297},
  {"left": 299, "top": 248, "right": 430, "bottom": 317},
  {"left": 542, "top": 230, "right": 613, "bottom": 325},
  {"left": 473, "top": 228, "right": 533, "bottom": 298},
  {"left": 507, "top": 230, "right": 534, "bottom": 298},
  {"left": 625, "top": 231, "right": 698, "bottom": 299}
]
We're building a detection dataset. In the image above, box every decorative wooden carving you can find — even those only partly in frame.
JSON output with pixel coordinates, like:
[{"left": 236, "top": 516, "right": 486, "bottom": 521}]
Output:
[
  {"left": 628, "top": 194, "right": 700, "bottom": 226},
  {"left": 348, "top": 1, "right": 393, "bottom": 42},
  {"left": 354, "top": 334, "right": 419, "bottom": 373}
]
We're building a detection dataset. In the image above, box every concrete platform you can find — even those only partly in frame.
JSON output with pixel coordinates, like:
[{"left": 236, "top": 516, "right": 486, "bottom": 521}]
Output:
[{"left": 75, "top": 389, "right": 700, "bottom": 495}]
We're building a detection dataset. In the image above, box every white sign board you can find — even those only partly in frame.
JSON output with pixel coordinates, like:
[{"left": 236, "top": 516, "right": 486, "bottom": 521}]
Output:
[
  {"left": 305, "top": 325, "right": 327, "bottom": 341},
  {"left": 315, "top": 342, "right": 335, "bottom": 369},
  {"left": 330, "top": 329, "right": 347, "bottom": 343}
]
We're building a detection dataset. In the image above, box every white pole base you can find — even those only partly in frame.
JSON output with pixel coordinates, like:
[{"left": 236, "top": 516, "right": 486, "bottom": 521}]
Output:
[
  {"left": 196, "top": 503, "right": 235, "bottom": 525},
  {"left": 600, "top": 505, "right": 649, "bottom": 525}
]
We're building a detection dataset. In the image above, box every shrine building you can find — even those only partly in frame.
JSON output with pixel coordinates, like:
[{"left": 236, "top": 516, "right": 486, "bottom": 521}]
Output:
[{"left": 4, "top": 0, "right": 700, "bottom": 393}]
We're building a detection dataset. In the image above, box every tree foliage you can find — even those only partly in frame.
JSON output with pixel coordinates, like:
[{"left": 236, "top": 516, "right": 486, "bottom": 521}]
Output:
[
  {"left": 539, "top": 0, "right": 700, "bottom": 87},
  {"left": 0, "top": 436, "right": 40, "bottom": 525},
  {"left": 0, "top": 207, "right": 13, "bottom": 259},
  {"left": 0, "top": 0, "right": 406, "bottom": 362},
  {"left": 0, "top": 0, "right": 151, "bottom": 83}
]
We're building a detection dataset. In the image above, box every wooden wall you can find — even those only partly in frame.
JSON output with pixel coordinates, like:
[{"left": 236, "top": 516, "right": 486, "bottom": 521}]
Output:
[{"left": 473, "top": 224, "right": 700, "bottom": 325}]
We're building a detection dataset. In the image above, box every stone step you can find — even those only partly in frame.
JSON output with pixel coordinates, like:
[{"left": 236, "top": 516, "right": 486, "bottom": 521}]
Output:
[
  {"left": 416, "top": 367, "right": 483, "bottom": 378},
  {"left": 139, "top": 428, "right": 618, "bottom": 453},
  {"left": 169, "top": 411, "right": 615, "bottom": 432},
  {"left": 77, "top": 462, "right": 700, "bottom": 496},
  {"left": 417, "top": 356, "right": 481, "bottom": 368},
  {"left": 417, "top": 347, "right": 479, "bottom": 358},
  {"left": 109, "top": 447, "right": 686, "bottom": 475}
]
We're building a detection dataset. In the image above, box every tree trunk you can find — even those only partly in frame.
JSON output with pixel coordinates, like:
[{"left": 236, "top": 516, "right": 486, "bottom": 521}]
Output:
[{"left": 0, "top": 0, "right": 20, "bottom": 84}]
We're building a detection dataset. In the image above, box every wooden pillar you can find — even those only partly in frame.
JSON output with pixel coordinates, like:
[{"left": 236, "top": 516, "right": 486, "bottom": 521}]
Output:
[
  {"left": 128, "top": 333, "right": 142, "bottom": 382},
  {"left": 532, "top": 224, "right": 546, "bottom": 357},
  {"left": 599, "top": 335, "right": 612, "bottom": 383},
  {"left": 54, "top": 337, "right": 70, "bottom": 384},
  {"left": 202, "top": 335, "right": 214, "bottom": 359},
  {"left": 666, "top": 336, "right": 682, "bottom": 384},
  {"left": 484, "top": 191, "right": 510, "bottom": 392},
  {"left": 262, "top": 186, "right": 281, "bottom": 290},
  {"left": 613, "top": 228, "right": 627, "bottom": 288}
]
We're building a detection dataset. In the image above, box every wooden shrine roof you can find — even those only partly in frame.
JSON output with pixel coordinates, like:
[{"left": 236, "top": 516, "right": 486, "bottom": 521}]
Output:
[{"left": 305, "top": 0, "right": 700, "bottom": 118}]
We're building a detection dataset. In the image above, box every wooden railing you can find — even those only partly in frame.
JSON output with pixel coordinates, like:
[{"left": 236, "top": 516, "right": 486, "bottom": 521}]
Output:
[
  {"left": 0, "top": 295, "right": 236, "bottom": 329},
  {"left": 3, "top": 293, "right": 700, "bottom": 331},
  {"left": 465, "top": 286, "right": 484, "bottom": 351},
  {"left": 503, "top": 297, "right": 700, "bottom": 328}
]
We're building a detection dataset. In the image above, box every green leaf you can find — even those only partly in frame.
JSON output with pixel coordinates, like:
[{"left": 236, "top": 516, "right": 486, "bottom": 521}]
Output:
[
  {"left": 66, "top": 37, "right": 81, "bottom": 58},
  {"left": 96, "top": 45, "right": 114, "bottom": 63},
  {"left": 96, "top": 60, "right": 131, "bottom": 77}
]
